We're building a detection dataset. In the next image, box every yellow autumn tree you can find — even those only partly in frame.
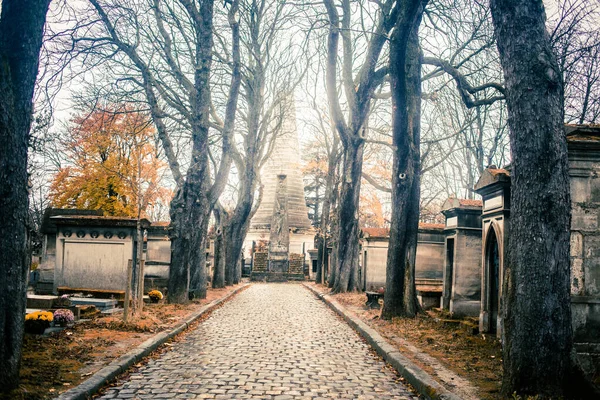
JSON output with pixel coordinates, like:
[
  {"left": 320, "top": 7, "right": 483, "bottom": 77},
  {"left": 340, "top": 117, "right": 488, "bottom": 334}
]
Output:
[{"left": 50, "top": 106, "right": 171, "bottom": 218}]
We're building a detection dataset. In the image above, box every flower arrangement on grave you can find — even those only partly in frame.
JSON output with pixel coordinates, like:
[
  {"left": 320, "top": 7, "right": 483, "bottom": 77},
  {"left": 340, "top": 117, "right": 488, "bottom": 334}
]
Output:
[
  {"left": 148, "top": 290, "right": 163, "bottom": 303},
  {"left": 53, "top": 309, "right": 75, "bottom": 327},
  {"left": 55, "top": 294, "right": 72, "bottom": 308},
  {"left": 24, "top": 311, "right": 53, "bottom": 334}
]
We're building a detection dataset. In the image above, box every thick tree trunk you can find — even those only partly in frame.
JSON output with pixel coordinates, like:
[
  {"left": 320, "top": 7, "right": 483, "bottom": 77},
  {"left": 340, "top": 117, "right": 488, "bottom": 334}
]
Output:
[
  {"left": 333, "top": 141, "right": 364, "bottom": 293},
  {"left": 168, "top": 0, "right": 214, "bottom": 303},
  {"left": 489, "top": 1, "right": 583, "bottom": 397},
  {"left": 382, "top": 1, "right": 426, "bottom": 319},
  {"left": 0, "top": 0, "right": 50, "bottom": 392},
  {"left": 168, "top": 181, "right": 211, "bottom": 302}
]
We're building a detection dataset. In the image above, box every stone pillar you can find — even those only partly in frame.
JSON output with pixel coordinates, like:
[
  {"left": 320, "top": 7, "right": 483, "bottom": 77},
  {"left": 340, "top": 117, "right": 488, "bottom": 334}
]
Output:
[{"left": 268, "top": 175, "right": 290, "bottom": 273}]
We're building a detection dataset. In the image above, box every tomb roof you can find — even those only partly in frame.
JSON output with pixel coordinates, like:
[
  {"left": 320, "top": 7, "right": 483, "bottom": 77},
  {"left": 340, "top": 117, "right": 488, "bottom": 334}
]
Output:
[
  {"left": 418, "top": 223, "right": 446, "bottom": 231},
  {"left": 361, "top": 223, "right": 444, "bottom": 239},
  {"left": 361, "top": 227, "right": 390, "bottom": 238},
  {"left": 442, "top": 197, "right": 482, "bottom": 211},
  {"left": 565, "top": 124, "right": 600, "bottom": 140},
  {"left": 50, "top": 214, "right": 151, "bottom": 229},
  {"left": 151, "top": 221, "right": 170, "bottom": 227},
  {"left": 41, "top": 208, "right": 104, "bottom": 234},
  {"left": 566, "top": 125, "right": 600, "bottom": 150},
  {"left": 474, "top": 166, "right": 510, "bottom": 193}
]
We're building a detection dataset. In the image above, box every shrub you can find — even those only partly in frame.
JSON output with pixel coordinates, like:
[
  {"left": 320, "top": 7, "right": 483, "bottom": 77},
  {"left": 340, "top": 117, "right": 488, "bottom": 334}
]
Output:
[
  {"left": 24, "top": 311, "right": 53, "bottom": 334},
  {"left": 53, "top": 309, "right": 75, "bottom": 326},
  {"left": 148, "top": 290, "right": 163, "bottom": 303}
]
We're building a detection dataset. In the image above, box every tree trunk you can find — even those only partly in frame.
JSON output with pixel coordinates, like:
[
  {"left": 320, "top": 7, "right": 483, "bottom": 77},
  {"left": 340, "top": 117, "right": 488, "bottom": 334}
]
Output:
[
  {"left": 168, "top": 181, "right": 211, "bottom": 302},
  {"left": 381, "top": 0, "right": 426, "bottom": 319},
  {"left": 224, "top": 214, "right": 251, "bottom": 285},
  {"left": 333, "top": 141, "right": 364, "bottom": 293},
  {"left": 328, "top": 175, "right": 341, "bottom": 289},
  {"left": 167, "top": 0, "right": 214, "bottom": 303},
  {"left": 0, "top": 0, "right": 50, "bottom": 392},
  {"left": 212, "top": 207, "right": 226, "bottom": 289},
  {"left": 188, "top": 214, "right": 210, "bottom": 300},
  {"left": 316, "top": 136, "right": 339, "bottom": 285},
  {"left": 315, "top": 233, "right": 324, "bottom": 284},
  {"left": 489, "top": 0, "right": 579, "bottom": 396}
]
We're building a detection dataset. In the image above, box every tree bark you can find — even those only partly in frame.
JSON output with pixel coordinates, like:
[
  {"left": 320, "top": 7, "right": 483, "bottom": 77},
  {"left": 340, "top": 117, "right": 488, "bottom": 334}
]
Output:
[
  {"left": 212, "top": 207, "right": 226, "bottom": 289},
  {"left": 316, "top": 136, "right": 339, "bottom": 285},
  {"left": 0, "top": 0, "right": 51, "bottom": 392},
  {"left": 381, "top": 0, "right": 427, "bottom": 319},
  {"left": 489, "top": 0, "right": 579, "bottom": 396},
  {"left": 88, "top": 0, "right": 241, "bottom": 303},
  {"left": 333, "top": 141, "right": 364, "bottom": 292},
  {"left": 323, "top": 0, "right": 400, "bottom": 293},
  {"left": 168, "top": 0, "right": 215, "bottom": 302},
  {"left": 224, "top": 210, "right": 252, "bottom": 285},
  {"left": 327, "top": 174, "right": 341, "bottom": 289}
]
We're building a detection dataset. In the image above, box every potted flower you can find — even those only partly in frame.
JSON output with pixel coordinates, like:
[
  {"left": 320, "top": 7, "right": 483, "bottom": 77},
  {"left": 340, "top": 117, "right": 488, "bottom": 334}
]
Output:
[
  {"left": 148, "top": 290, "right": 163, "bottom": 303},
  {"left": 24, "top": 311, "right": 53, "bottom": 334},
  {"left": 53, "top": 309, "right": 75, "bottom": 327}
]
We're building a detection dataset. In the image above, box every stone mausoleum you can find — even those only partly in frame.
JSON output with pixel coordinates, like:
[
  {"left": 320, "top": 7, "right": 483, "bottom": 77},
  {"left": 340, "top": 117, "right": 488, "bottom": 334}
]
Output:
[
  {"left": 471, "top": 125, "right": 600, "bottom": 375},
  {"left": 243, "top": 101, "right": 315, "bottom": 281},
  {"left": 441, "top": 197, "right": 483, "bottom": 317}
]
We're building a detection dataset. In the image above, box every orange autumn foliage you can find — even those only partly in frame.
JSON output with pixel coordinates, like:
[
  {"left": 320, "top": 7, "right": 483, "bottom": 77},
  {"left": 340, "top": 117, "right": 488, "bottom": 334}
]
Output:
[{"left": 50, "top": 107, "right": 171, "bottom": 218}]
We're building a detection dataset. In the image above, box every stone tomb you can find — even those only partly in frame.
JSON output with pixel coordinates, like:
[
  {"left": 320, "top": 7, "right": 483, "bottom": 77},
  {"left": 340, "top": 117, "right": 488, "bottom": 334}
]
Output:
[
  {"left": 37, "top": 208, "right": 104, "bottom": 294},
  {"left": 474, "top": 167, "right": 510, "bottom": 334},
  {"left": 51, "top": 215, "right": 150, "bottom": 293},
  {"left": 441, "top": 197, "right": 483, "bottom": 317},
  {"left": 473, "top": 124, "right": 600, "bottom": 376},
  {"left": 360, "top": 224, "right": 446, "bottom": 308}
]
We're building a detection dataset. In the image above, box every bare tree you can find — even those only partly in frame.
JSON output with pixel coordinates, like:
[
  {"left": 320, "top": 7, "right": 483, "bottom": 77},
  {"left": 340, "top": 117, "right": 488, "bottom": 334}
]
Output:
[
  {"left": 323, "top": 0, "right": 400, "bottom": 293},
  {"left": 380, "top": 0, "right": 428, "bottom": 318},
  {"left": 209, "top": 0, "right": 307, "bottom": 286},
  {"left": 549, "top": 0, "right": 600, "bottom": 124},
  {"left": 489, "top": 0, "right": 591, "bottom": 396},
  {"left": 55, "top": 0, "right": 243, "bottom": 302}
]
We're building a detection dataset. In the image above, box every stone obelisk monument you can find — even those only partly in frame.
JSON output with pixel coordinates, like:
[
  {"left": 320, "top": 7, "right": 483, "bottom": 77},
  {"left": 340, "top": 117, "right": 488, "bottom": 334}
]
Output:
[{"left": 246, "top": 97, "right": 315, "bottom": 281}]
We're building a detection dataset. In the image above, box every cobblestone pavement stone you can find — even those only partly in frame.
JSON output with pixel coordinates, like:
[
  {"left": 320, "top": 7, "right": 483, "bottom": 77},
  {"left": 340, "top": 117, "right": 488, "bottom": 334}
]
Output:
[{"left": 99, "top": 283, "right": 418, "bottom": 399}]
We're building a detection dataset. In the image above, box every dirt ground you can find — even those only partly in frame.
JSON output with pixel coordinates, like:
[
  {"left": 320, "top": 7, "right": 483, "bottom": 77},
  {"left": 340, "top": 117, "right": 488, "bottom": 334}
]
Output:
[
  {"left": 314, "top": 284, "right": 504, "bottom": 400},
  {"left": 4, "top": 284, "right": 244, "bottom": 400}
]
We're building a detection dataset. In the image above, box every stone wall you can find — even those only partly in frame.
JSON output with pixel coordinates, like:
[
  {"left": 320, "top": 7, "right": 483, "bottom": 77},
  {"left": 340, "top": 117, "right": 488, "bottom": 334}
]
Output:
[{"left": 362, "top": 230, "right": 445, "bottom": 291}]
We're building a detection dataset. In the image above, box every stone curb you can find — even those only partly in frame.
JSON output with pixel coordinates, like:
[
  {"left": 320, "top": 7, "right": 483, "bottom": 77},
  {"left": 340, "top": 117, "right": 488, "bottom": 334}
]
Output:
[
  {"left": 55, "top": 283, "right": 250, "bottom": 400},
  {"left": 303, "top": 283, "right": 462, "bottom": 400}
]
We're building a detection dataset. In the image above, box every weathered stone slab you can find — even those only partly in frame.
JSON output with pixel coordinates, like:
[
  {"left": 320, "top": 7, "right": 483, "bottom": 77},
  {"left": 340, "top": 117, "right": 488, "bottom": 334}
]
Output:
[
  {"left": 69, "top": 297, "right": 117, "bottom": 310},
  {"left": 27, "top": 294, "right": 58, "bottom": 309}
]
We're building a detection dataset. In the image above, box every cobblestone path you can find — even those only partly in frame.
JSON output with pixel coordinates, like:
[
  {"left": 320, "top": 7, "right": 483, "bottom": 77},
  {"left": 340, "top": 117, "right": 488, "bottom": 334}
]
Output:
[{"left": 100, "top": 284, "right": 417, "bottom": 399}]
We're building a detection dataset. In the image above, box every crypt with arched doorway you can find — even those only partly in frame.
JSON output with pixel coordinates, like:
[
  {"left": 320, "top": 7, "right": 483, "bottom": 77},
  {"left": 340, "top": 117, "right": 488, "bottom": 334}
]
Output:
[{"left": 474, "top": 167, "right": 510, "bottom": 336}]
